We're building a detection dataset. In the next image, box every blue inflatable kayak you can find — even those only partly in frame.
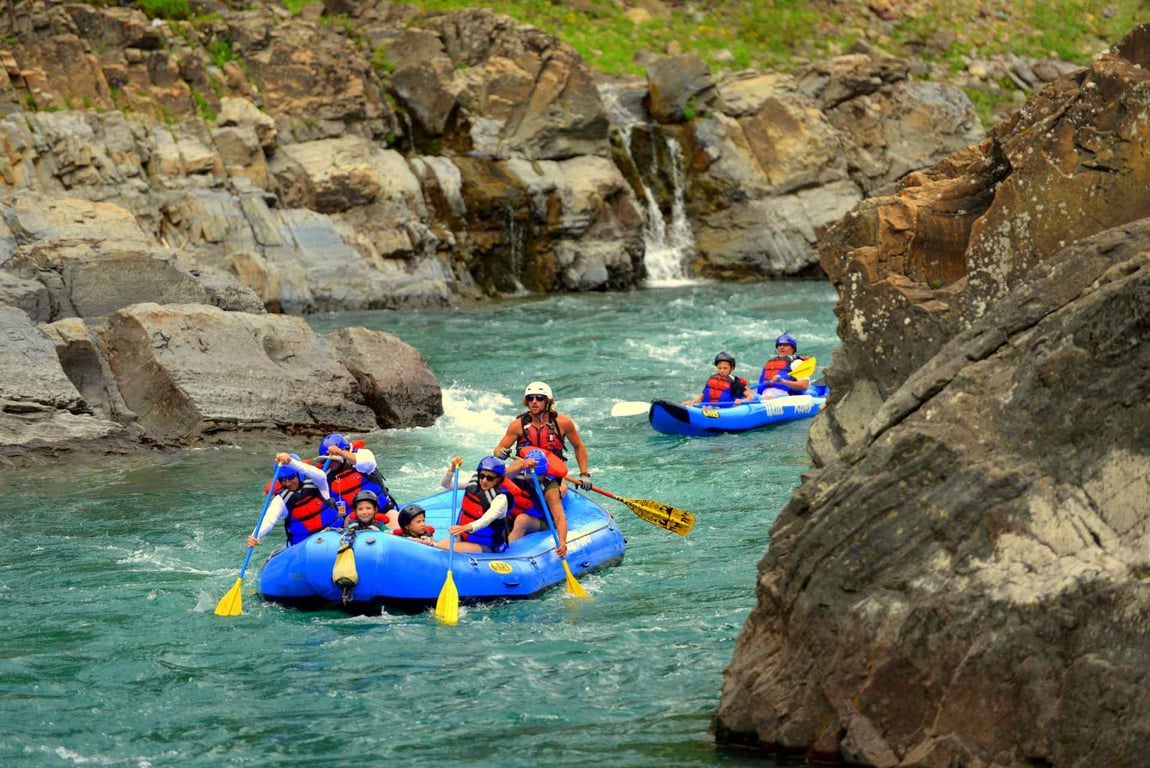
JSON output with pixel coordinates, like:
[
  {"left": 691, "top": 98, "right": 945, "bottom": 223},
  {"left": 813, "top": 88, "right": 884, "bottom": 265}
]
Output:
[
  {"left": 648, "top": 386, "right": 828, "bottom": 437},
  {"left": 258, "top": 487, "right": 625, "bottom": 613}
]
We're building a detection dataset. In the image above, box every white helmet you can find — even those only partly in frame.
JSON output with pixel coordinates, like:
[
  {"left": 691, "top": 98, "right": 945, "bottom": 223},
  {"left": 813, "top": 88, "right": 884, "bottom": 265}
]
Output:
[{"left": 524, "top": 381, "right": 553, "bottom": 400}]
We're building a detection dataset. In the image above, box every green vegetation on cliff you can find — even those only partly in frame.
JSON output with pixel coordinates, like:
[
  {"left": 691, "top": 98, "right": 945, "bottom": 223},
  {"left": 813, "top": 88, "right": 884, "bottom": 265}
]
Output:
[
  {"left": 410, "top": 0, "right": 1140, "bottom": 76},
  {"left": 96, "top": 0, "right": 1145, "bottom": 125}
]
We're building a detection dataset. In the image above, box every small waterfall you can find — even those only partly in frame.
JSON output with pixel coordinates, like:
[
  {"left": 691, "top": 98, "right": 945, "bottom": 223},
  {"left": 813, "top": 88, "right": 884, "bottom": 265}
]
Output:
[
  {"left": 641, "top": 137, "right": 693, "bottom": 285},
  {"left": 599, "top": 83, "right": 696, "bottom": 286},
  {"left": 503, "top": 204, "right": 529, "bottom": 295}
]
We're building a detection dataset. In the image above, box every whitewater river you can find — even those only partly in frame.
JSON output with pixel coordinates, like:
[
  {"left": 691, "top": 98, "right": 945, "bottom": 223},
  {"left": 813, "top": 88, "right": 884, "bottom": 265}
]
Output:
[{"left": 4, "top": 280, "right": 837, "bottom": 767}]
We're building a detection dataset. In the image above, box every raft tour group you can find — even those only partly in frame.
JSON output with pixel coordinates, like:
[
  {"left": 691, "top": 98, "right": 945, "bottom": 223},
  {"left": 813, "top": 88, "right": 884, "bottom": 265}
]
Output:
[
  {"left": 214, "top": 382, "right": 695, "bottom": 622},
  {"left": 611, "top": 334, "right": 830, "bottom": 437}
]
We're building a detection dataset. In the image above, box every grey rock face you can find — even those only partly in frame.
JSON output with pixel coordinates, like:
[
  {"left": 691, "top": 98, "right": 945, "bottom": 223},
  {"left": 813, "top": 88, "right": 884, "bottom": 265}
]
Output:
[{"left": 715, "top": 208, "right": 1150, "bottom": 768}]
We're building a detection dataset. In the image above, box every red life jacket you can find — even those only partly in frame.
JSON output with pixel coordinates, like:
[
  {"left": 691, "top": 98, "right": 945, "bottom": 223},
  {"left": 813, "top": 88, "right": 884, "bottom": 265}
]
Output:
[
  {"left": 516, "top": 411, "right": 567, "bottom": 459},
  {"left": 703, "top": 373, "right": 747, "bottom": 403},
  {"left": 500, "top": 477, "right": 535, "bottom": 518},
  {"left": 328, "top": 465, "right": 394, "bottom": 514},
  {"left": 458, "top": 481, "right": 511, "bottom": 550},
  {"left": 281, "top": 484, "right": 339, "bottom": 544},
  {"left": 391, "top": 525, "right": 435, "bottom": 538},
  {"left": 758, "top": 355, "right": 807, "bottom": 393}
]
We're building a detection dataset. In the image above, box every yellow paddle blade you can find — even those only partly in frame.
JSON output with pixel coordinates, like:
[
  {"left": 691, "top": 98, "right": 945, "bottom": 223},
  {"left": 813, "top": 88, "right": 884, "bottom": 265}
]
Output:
[
  {"left": 788, "top": 356, "right": 817, "bottom": 380},
  {"left": 621, "top": 496, "right": 696, "bottom": 536},
  {"left": 435, "top": 570, "right": 459, "bottom": 625},
  {"left": 563, "top": 561, "right": 591, "bottom": 598},
  {"left": 213, "top": 577, "right": 244, "bottom": 617}
]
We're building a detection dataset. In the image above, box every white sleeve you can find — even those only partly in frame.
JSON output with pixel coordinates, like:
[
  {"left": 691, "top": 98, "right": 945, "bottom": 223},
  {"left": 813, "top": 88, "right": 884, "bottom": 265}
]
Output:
[
  {"left": 351, "top": 448, "right": 376, "bottom": 474},
  {"left": 442, "top": 470, "right": 469, "bottom": 490},
  {"left": 467, "top": 495, "right": 509, "bottom": 532},
  {"left": 293, "top": 459, "right": 330, "bottom": 498},
  {"left": 255, "top": 495, "right": 288, "bottom": 539}
]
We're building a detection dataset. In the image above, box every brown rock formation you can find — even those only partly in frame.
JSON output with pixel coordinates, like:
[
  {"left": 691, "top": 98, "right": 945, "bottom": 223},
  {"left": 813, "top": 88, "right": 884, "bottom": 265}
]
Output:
[
  {"left": 816, "top": 26, "right": 1150, "bottom": 458},
  {"left": 715, "top": 25, "right": 1150, "bottom": 766}
]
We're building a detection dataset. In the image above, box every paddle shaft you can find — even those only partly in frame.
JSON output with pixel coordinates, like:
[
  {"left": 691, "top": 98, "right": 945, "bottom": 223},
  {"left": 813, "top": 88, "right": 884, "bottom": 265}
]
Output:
[
  {"left": 448, "top": 466, "right": 460, "bottom": 569},
  {"left": 241, "top": 464, "right": 285, "bottom": 577},
  {"left": 434, "top": 466, "right": 462, "bottom": 624},
  {"left": 530, "top": 472, "right": 589, "bottom": 597},
  {"left": 529, "top": 472, "right": 566, "bottom": 553}
]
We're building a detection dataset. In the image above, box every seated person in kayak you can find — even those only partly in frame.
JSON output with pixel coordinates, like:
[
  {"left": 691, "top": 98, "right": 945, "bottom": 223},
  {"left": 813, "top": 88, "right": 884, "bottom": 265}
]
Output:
[
  {"left": 247, "top": 452, "right": 338, "bottom": 548},
  {"left": 685, "top": 352, "right": 754, "bottom": 406},
  {"left": 394, "top": 504, "right": 435, "bottom": 544},
  {"left": 437, "top": 455, "right": 536, "bottom": 554},
  {"left": 757, "top": 333, "right": 810, "bottom": 400},
  {"left": 317, "top": 433, "right": 400, "bottom": 525},
  {"left": 343, "top": 490, "right": 384, "bottom": 532}
]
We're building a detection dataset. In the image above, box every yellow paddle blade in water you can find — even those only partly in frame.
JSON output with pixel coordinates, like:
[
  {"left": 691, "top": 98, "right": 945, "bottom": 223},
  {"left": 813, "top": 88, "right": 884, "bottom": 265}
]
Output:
[
  {"left": 563, "top": 561, "right": 591, "bottom": 598},
  {"left": 435, "top": 570, "right": 459, "bottom": 625},
  {"left": 214, "top": 577, "right": 244, "bottom": 616}
]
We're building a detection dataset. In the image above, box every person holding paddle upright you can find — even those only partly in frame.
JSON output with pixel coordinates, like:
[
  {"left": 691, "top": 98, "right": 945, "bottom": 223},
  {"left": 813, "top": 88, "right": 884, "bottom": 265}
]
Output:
[
  {"left": 246, "top": 452, "right": 338, "bottom": 548},
  {"left": 494, "top": 381, "right": 591, "bottom": 559},
  {"left": 436, "top": 455, "right": 537, "bottom": 554},
  {"left": 758, "top": 333, "right": 811, "bottom": 399},
  {"left": 685, "top": 352, "right": 754, "bottom": 406}
]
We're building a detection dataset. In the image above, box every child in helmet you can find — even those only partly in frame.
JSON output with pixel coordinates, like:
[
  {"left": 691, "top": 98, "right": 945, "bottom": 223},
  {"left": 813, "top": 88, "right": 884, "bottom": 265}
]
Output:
[
  {"left": 394, "top": 504, "right": 435, "bottom": 544},
  {"left": 344, "top": 490, "right": 383, "bottom": 532},
  {"left": 758, "top": 334, "right": 810, "bottom": 400},
  {"left": 686, "top": 352, "right": 754, "bottom": 405}
]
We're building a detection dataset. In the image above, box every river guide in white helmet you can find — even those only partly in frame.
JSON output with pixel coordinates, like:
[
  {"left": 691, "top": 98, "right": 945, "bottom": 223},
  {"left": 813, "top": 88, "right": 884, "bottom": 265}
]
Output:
[{"left": 492, "top": 381, "right": 591, "bottom": 559}]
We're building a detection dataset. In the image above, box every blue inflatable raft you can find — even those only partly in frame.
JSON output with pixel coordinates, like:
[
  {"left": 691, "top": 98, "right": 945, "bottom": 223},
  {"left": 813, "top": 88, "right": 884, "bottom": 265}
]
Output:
[
  {"left": 648, "top": 386, "right": 829, "bottom": 437},
  {"left": 258, "top": 487, "right": 625, "bottom": 613}
]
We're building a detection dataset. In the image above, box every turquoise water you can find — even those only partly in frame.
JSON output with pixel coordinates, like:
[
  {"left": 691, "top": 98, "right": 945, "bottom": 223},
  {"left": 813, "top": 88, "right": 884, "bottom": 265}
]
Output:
[{"left": 3, "top": 281, "right": 837, "bottom": 767}]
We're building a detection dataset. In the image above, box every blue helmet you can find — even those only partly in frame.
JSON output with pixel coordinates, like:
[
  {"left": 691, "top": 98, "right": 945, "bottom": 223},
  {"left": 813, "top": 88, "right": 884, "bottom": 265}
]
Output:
[
  {"left": 526, "top": 449, "right": 549, "bottom": 476},
  {"left": 775, "top": 333, "right": 797, "bottom": 352},
  {"left": 278, "top": 455, "right": 303, "bottom": 483},
  {"left": 318, "top": 433, "right": 351, "bottom": 456},
  {"left": 477, "top": 456, "right": 506, "bottom": 476}
]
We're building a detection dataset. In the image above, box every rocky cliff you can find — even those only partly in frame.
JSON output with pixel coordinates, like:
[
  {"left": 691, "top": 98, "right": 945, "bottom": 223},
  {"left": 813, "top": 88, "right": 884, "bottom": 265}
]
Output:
[
  {"left": 0, "top": 0, "right": 997, "bottom": 459},
  {"left": 714, "top": 24, "right": 1150, "bottom": 766}
]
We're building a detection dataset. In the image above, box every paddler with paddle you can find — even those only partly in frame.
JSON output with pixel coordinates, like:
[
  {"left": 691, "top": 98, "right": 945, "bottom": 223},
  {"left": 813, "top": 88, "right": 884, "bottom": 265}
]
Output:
[
  {"left": 493, "top": 381, "right": 592, "bottom": 558},
  {"left": 685, "top": 352, "right": 755, "bottom": 406},
  {"left": 757, "top": 333, "right": 811, "bottom": 399}
]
